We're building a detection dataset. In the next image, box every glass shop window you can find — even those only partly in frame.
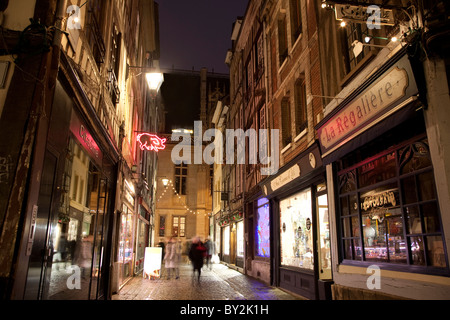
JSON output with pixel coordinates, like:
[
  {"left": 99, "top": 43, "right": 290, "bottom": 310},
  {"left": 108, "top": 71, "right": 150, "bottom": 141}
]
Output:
[
  {"left": 338, "top": 136, "right": 448, "bottom": 272},
  {"left": 255, "top": 197, "right": 270, "bottom": 258},
  {"left": 237, "top": 221, "right": 244, "bottom": 258},
  {"left": 279, "top": 188, "right": 313, "bottom": 270}
]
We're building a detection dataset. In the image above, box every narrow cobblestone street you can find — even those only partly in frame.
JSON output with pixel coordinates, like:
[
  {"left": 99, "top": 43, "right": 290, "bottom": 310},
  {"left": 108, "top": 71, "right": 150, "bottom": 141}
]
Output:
[{"left": 112, "top": 262, "right": 305, "bottom": 301}]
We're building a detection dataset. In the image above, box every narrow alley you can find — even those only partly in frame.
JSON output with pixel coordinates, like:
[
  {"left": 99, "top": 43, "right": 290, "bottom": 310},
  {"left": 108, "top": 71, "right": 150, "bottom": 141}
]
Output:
[{"left": 112, "top": 262, "right": 304, "bottom": 301}]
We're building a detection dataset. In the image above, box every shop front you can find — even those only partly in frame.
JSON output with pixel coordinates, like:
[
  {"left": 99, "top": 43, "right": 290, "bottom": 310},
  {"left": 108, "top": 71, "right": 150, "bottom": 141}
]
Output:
[
  {"left": 213, "top": 213, "right": 222, "bottom": 261},
  {"left": 219, "top": 212, "right": 244, "bottom": 269},
  {"left": 118, "top": 179, "right": 136, "bottom": 288},
  {"left": 261, "top": 143, "right": 332, "bottom": 300},
  {"left": 22, "top": 78, "right": 118, "bottom": 300},
  {"left": 316, "top": 50, "right": 450, "bottom": 299},
  {"left": 135, "top": 200, "right": 152, "bottom": 274},
  {"left": 244, "top": 195, "right": 271, "bottom": 284}
]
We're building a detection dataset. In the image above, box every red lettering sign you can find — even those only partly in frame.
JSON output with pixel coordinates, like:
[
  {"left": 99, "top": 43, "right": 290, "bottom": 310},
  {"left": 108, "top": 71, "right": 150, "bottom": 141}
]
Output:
[{"left": 70, "top": 112, "right": 103, "bottom": 165}]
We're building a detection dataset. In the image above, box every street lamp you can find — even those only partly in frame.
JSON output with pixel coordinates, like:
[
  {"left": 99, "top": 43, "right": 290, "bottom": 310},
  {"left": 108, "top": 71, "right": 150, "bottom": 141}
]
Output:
[
  {"left": 161, "top": 178, "right": 169, "bottom": 186},
  {"left": 146, "top": 72, "right": 164, "bottom": 93}
]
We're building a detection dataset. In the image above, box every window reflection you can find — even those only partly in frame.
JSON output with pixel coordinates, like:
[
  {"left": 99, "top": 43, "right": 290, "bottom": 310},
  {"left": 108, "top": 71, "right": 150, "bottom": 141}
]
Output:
[{"left": 47, "top": 139, "right": 108, "bottom": 300}]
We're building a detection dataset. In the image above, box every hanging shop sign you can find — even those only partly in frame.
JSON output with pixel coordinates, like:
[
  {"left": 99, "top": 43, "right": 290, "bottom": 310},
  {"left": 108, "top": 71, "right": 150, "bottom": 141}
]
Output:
[
  {"left": 70, "top": 111, "right": 103, "bottom": 165},
  {"left": 137, "top": 133, "right": 167, "bottom": 152},
  {"left": 334, "top": 4, "right": 395, "bottom": 26},
  {"left": 316, "top": 54, "right": 418, "bottom": 158}
]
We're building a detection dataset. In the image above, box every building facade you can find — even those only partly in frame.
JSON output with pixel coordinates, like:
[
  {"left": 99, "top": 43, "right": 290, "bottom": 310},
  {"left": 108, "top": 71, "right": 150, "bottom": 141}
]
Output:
[
  {"left": 316, "top": 0, "right": 450, "bottom": 300},
  {"left": 222, "top": 0, "right": 332, "bottom": 300},
  {"left": 223, "top": 0, "right": 450, "bottom": 301},
  {"left": 155, "top": 68, "right": 228, "bottom": 256},
  {"left": 0, "top": 0, "right": 161, "bottom": 299}
]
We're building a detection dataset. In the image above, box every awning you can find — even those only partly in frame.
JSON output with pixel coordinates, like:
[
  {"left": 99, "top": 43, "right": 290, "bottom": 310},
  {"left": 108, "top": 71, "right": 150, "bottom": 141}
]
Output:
[
  {"left": 321, "top": 98, "right": 421, "bottom": 165},
  {"left": 316, "top": 51, "right": 420, "bottom": 165}
]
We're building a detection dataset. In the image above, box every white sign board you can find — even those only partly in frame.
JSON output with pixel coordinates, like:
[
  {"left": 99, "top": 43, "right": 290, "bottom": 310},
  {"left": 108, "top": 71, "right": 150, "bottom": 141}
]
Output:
[{"left": 143, "top": 247, "right": 162, "bottom": 278}]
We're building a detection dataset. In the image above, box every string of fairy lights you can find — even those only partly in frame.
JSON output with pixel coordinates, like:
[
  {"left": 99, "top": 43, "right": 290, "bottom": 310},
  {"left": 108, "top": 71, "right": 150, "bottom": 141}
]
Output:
[{"left": 157, "top": 179, "right": 212, "bottom": 217}]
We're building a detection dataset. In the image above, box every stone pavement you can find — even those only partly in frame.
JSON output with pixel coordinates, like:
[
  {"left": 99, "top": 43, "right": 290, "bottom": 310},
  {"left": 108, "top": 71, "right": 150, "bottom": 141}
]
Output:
[{"left": 112, "top": 262, "right": 305, "bottom": 301}]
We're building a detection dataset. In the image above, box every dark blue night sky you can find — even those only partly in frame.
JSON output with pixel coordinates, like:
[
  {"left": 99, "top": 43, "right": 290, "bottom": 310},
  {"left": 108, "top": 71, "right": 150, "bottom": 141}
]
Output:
[{"left": 158, "top": 0, "right": 248, "bottom": 74}]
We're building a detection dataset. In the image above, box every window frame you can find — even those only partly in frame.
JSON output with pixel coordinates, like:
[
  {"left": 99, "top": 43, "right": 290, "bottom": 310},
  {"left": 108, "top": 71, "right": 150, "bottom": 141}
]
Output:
[
  {"left": 336, "top": 134, "right": 449, "bottom": 276},
  {"left": 172, "top": 215, "right": 186, "bottom": 237},
  {"left": 278, "top": 15, "right": 288, "bottom": 66},
  {"left": 289, "top": 0, "right": 302, "bottom": 42},
  {"left": 174, "top": 162, "right": 188, "bottom": 195},
  {"left": 281, "top": 98, "right": 292, "bottom": 147},
  {"left": 294, "top": 77, "right": 307, "bottom": 136}
]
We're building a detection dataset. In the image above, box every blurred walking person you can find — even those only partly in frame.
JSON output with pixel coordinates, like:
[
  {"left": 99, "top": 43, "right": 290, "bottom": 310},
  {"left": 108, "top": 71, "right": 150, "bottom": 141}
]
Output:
[
  {"left": 188, "top": 237, "right": 206, "bottom": 284},
  {"left": 164, "top": 237, "right": 179, "bottom": 279},
  {"left": 204, "top": 237, "right": 214, "bottom": 270},
  {"left": 73, "top": 234, "right": 93, "bottom": 279},
  {"left": 174, "top": 239, "right": 182, "bottom": 279}
]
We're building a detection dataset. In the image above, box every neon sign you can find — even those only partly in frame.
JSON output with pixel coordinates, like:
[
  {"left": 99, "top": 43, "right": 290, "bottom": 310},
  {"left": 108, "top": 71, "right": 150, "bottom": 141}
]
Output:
[{"left": 137, "top": 133, "right": 167, "bottom": 152}]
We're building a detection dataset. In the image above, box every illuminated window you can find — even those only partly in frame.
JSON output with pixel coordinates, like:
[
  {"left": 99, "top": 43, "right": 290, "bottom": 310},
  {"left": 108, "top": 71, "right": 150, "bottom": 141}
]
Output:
[
  {"left": 280, "top": 189, "right": 313, "bottom": 270},
  {"left": 159, "top": 216, "right": 166, "bottom": 237},
  {"left": 256, "top": 198, "right": 270, "bottom": 258},
  {"left": 338, "top": 136, "right": 447, "bottom": 271},
  {"left": 172, "top": 216, "right": 186, "bottom": 237}
]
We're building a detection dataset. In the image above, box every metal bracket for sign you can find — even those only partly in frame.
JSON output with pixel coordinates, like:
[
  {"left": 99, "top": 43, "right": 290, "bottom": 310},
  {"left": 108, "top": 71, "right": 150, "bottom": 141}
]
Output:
[{"left": 26, "top": 205, "right": 38, "bottom": 256}]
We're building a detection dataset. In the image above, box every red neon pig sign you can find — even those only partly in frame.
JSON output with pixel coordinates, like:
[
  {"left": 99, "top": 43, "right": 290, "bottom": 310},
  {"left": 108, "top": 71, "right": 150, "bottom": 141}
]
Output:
[{"left": 137, "top": 133, "right": 167, "bottom": 152}]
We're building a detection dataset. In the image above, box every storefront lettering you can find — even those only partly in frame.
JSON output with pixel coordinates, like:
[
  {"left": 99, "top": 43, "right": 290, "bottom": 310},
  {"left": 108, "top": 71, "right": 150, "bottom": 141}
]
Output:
[
  {"left": 319, "top": 67, "right": 408, "bottom": 151},
  {"left": 70, "top": 112, "right": 103, "bottom": 164},
  {"left": 361, "top": 191, "right": 396, "bottom": 211},
  {"left": 270, "top": 164, "right": 300, "bottom": 192},
  {"left": 79, "top": 125, "right": 100, "bottom": 159}
]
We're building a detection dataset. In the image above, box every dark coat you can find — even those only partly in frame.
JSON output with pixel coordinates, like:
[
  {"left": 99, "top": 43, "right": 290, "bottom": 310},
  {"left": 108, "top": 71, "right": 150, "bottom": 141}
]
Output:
[{"left": 189, "top": 242, "right": 206, "bottom": 269}]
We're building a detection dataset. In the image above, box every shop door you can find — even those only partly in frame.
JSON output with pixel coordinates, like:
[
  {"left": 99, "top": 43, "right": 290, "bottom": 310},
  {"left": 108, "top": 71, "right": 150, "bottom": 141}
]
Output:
[
  {"left": 315, "top": 183, "right": 333, "bottom": 299},
  {"left": 24, "top": 150, "right": 58, "bottom": 300},
  {"left": 89, "top": 177, "right": 109, "bottom": 300},
  {"left": 316, "top": 183, "right": 331, "bottom": 279},
  {"left": 230, "top": 224, "right": 236, "bottom": 264}
]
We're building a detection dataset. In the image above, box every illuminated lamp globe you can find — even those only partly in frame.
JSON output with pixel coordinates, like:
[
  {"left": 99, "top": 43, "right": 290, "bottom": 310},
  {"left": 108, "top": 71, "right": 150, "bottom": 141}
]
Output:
[{"left": 146, "top": 72, "right": 164, "bottom": 92}]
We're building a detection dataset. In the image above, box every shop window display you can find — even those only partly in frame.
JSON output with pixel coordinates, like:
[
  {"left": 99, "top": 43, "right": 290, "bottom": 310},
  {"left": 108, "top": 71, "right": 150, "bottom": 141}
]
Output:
[
  {"left": 317, "top": 187, "right": 332, "bottom": 279},
  {"left": 119, "top": 206, "right": 133, "bottom": 282},
  {"left": 279, "top": 189, "right": 313, "bottom": 270},
  {"left": 338, "top": 137, "right": 447, "bottom": 271},
  {"left": 237, "top": 221, "right": 244, "bottom": 257},
  {"left": 256, "top": 197, "right": 270, "bottom": 258},
  {"left": 223, "top": 226, "right": 230, "bottom": 255}
]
